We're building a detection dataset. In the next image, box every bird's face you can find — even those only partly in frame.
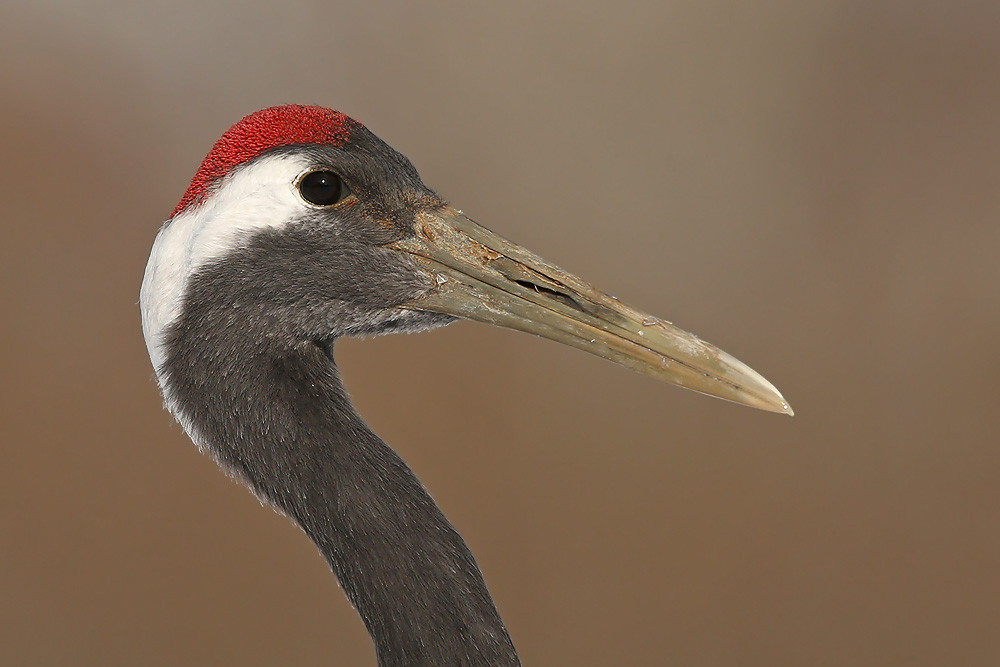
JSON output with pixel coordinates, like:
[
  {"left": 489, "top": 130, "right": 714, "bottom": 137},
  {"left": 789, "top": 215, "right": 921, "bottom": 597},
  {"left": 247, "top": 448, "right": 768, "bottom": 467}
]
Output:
[
  {"left": 141, "top": 106, "right": 790, "bottom": 414},
  {"left": 141, "top": 114, "right": 457, "bottom": 371}
]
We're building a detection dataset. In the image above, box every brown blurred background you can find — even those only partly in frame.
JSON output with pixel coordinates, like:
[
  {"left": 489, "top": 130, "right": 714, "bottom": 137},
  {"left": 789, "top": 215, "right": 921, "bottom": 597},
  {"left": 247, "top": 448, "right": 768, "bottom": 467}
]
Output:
[{"left": 2, "top": 1, "right": 998, "bottom": 665}]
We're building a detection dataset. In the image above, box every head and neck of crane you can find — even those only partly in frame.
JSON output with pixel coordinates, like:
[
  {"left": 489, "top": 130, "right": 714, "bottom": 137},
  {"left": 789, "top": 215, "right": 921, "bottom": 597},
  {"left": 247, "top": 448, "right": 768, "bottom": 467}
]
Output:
[{"left": 140, "top": 105, "right": 790, "bottom": 666}]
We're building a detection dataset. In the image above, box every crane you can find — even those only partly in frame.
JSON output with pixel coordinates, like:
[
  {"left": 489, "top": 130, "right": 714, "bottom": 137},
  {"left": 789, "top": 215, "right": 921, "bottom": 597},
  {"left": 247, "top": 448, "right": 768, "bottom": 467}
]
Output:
[{"left": 140, "top": 105, "right": 791, "bottom": 666}]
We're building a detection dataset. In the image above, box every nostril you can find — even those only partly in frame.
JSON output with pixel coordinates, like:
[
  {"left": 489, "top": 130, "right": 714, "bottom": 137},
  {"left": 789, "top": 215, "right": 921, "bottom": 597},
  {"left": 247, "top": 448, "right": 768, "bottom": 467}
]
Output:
[{"left": 511, "top": 279, "right": 579, "bottom": 310}]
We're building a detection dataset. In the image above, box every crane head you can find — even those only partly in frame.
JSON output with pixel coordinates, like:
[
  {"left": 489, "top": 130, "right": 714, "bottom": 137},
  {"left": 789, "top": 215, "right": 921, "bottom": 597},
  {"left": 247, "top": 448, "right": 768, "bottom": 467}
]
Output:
[{"left": 141, "top": 105, "right": 791, "bottom": 415}]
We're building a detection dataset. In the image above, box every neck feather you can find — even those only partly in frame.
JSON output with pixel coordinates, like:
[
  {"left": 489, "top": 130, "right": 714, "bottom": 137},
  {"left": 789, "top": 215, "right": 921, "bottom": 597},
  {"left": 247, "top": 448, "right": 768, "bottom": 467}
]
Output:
[{"left": 160, "top": 324, "right": 519, "bottom": 666}]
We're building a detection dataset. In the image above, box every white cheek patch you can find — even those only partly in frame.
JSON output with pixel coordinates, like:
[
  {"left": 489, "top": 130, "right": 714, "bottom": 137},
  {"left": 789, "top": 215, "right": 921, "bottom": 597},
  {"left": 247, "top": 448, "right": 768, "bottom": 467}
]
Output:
[{"left": 140, "top": 153, "right": 311, "bottom": 374}]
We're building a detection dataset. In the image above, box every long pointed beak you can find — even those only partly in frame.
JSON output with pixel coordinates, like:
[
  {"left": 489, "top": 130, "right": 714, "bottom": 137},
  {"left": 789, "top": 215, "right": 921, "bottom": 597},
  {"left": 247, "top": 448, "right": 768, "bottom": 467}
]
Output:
[{"left": 390, "top": 208, "right": 793, "bottom": 415}]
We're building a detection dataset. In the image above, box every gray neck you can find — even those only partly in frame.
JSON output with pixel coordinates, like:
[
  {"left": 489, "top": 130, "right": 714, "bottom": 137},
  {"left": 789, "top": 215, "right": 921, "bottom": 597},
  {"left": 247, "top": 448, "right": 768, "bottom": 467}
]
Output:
[{"left": 162, "top": 330, "right": 519, "bottom": 666}]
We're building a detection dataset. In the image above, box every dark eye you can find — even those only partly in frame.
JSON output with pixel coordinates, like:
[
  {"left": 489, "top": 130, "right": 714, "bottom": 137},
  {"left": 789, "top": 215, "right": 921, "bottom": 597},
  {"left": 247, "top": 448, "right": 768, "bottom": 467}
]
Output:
[{"left": 299, "top": 171, "right": 348, "bottom": 206}]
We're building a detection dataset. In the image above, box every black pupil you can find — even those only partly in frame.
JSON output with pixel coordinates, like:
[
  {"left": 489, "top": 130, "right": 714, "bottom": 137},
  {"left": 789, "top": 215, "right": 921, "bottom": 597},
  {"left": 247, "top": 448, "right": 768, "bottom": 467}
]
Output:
[{"left": 300, "top": 171, "right": 344, "bottom": 206}]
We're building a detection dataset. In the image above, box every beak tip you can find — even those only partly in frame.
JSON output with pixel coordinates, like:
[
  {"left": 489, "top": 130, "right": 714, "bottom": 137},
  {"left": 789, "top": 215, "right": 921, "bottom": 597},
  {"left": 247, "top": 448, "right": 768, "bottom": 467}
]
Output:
[
  {"left": 743, "top": 391, "right": 794, "bottom": 416},
  {"left": 757, "top": 383, "right": 794, "bottom": 416},
  {"left": 761, "top": 387, "right": 794, "bottom": 416},
  {"left": 714, "top": 349, "right": 793, "bottom": 416}
]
